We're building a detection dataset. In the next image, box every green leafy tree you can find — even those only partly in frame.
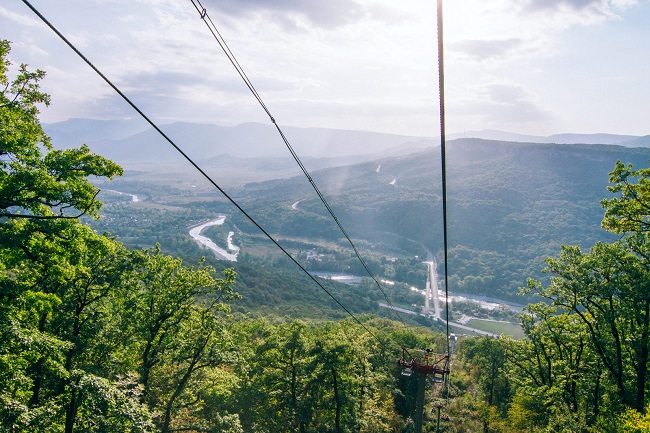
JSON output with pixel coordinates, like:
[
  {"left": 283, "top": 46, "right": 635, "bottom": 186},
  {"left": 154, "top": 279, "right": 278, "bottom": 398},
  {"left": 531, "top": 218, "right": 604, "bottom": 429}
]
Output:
[
  {"left": 1, "top": 217, "right": 157, "bottom": 433},
  {"left": 507, "top": 304, "right": 603, "bottom": 430},
  {"left": 0, "top": 40, "right": 241, "bottom": 433},
  {"left": 525, "top": 241, "right": 650, "bottom": 412},
  {"left": 308, "top": 324, "right": 359, "bottom": 433},
  {"left": 246, "top": 320, "right": 314, "bottom": 433},
  {"left": 126, "top": 246, "right": 237, "bottom": 431},
  {"left": 0, "top": 40, "right": 121, "bottom": 222},
  {"left": 459, "top": 337, "right": 511, "bottom": 432},
  {"left": 0, "top": 289, "right": 70, "bottom": 431},
  {"left": 72, "top": 373, "right": 154, "bottom": 433},
  {"left": 461, "top": 337, "right": 510, "bottom": 411},
  {"left": 0, "top": 39, "right": 126, "bottom": 432},
  {"left": 517, "top": 158, "right": 650, "bottom": 420},
  {"left": 602, "top": 161, "right": 650, "bottom": 234}
]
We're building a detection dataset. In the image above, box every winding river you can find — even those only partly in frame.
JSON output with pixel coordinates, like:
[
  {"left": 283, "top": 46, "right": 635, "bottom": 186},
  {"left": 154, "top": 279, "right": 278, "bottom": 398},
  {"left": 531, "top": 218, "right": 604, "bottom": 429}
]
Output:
[
  {"left": 189, "top": 217, "right": 240, "bottom": 262},
  {"left": 106, "top": 189, "right": 141, "bottom": 202}
]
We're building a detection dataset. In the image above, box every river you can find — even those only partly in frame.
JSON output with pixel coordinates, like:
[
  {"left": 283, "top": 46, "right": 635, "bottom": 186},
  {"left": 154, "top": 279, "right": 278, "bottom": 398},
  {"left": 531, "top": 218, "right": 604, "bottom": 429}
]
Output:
[
  {"left": 189, "top": 217, "right": 240, "bottom": 262},
  {"left": 313, "top": 272, "right": 365, "bottom": 285},
  {"left": 106, "top": 189, "right": 141, "bottom": 202}
]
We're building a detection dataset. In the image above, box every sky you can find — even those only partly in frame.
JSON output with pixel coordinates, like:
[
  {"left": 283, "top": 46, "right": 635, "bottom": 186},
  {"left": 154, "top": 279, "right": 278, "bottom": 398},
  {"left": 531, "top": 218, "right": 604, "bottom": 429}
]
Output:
[{"left": 1, "top": 0, "right": 649, "bottom": 138}]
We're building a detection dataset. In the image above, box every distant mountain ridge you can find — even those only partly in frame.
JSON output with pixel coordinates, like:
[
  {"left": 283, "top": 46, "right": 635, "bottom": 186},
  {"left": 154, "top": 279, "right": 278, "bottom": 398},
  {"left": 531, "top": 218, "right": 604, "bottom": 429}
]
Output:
[
  {"left": 451, "top": 129, "right": 641, "bottom": 145},
  {"left": 43, "top": 119, "right": 648, "bottom": 169},
  {"left": 43, "top": 119, "right": 437, "bottom": 166}
]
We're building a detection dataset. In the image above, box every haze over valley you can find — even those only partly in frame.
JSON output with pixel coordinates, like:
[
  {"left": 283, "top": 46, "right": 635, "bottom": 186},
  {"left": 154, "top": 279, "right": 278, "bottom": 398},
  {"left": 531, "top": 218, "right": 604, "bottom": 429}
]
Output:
[{"left": 66, "top": 119, "right": 650, "bottom": 312}]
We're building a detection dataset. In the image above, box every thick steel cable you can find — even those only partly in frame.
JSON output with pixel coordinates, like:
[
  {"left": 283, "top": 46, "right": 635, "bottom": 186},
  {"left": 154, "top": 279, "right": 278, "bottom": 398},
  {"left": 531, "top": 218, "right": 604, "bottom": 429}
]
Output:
[
  {"left": 20, "top": 0, "right": 384, "bottom": 344},
  {"left": 189, "top": 0, "right": 406, "bottom": 326},
  {"left": 437, "top": 0, "right": 452, "bottom": 402}
]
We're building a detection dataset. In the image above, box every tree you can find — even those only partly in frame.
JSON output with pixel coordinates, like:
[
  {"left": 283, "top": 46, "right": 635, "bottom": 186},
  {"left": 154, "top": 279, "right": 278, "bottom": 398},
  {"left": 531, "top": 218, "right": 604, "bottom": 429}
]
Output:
[
  {"left": 519, "top": 157, "right": 650, "bottom": 415},
  {"left": 0, "top": 40, "right": 122, "bottom": 222},
  {"left": 246, "top": 320, "right": 314, "bottom": 433},
  {"left": 601, "top": 160, "right": 650, "bottom": 235},
  {"left": 308, "top": 324, "right": 358, "bottom": 433},
  {"left": 525, "top": 241, "right": 650, "bottom": 412},
  {"left": 154, "top": 307, "right": 238, "bottom": 433},
  {"left": 0, "top": 40, "right": 240, "bottom": 432},
  {"left": 0, "top": 40, "right": 127, "bottom": 432},
  {"left": 507, "top": 304, "right": 602, "bottom": 430},
  {"left": 459, "top": 337, "right": 511, "bottom": 432},
  {"left": 125, "top": 246, "right": 237, "bottom": 431}
]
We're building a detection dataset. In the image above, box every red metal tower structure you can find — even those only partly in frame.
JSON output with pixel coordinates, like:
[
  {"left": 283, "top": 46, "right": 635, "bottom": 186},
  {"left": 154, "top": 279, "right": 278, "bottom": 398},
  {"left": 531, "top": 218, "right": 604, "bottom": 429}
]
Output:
[{"left": 399, "top": 348, "right": 450, "bottom": 433}]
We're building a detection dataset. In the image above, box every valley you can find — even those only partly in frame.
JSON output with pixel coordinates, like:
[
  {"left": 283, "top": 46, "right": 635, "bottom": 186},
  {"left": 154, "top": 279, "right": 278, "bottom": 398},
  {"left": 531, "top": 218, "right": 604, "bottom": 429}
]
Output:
[{"left": 83, "top": 125, "right": 650, "bottom": 332}]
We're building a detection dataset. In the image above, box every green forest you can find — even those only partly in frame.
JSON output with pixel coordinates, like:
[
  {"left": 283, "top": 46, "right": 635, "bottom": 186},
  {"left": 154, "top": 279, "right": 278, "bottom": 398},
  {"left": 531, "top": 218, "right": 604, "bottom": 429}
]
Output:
[
  {"left": 5, "top": 39, "right": 650, "bottom": 433},
  {"left": 200, "top": 128, "right": 649, "bottom": 304}
]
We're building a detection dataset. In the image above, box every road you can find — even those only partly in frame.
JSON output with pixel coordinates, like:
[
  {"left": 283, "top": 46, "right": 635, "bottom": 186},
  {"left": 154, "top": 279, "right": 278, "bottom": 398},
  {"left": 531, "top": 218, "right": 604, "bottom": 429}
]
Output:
[
  {"left": 378, "top": 303, "right": 498, "bottom": 337},
  {"left": 424, "top": 259, "right": 442, "bottom": 320},
  {"left": 400, "top": 236, "right": 442, "bottom": 320}
]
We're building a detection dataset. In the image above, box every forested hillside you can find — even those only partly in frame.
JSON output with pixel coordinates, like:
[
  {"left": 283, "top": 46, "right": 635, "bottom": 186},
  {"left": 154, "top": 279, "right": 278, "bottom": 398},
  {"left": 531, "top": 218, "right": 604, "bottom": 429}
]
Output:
[
  {"left": 231, "top": 139, "right": 650, "bottom": 301},
  {"left": 85, "top": 137, "right": 650, "bottom": 310}
]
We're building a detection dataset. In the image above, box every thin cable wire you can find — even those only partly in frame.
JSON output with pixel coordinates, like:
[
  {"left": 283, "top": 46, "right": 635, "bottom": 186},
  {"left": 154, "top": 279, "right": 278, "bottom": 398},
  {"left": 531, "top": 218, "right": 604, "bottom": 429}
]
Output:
[
  {"left": 189, "top": 0, "right": 406, "bottom": 326},
  {"left": 20, "top": 0, "right": 383, "bottom": 344},
  {"left": 437, "top": 0, "right": 452, "bottom": 403}
]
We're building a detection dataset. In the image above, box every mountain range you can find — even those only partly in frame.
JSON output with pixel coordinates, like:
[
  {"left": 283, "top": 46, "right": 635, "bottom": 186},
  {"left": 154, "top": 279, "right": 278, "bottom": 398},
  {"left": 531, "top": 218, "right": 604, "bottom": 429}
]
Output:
[
  {"left": 44, "top": 119, "right": 650, "bottom": 170},
  {"left": 45, "top": 118, "right": 650, "bottom": 301}
]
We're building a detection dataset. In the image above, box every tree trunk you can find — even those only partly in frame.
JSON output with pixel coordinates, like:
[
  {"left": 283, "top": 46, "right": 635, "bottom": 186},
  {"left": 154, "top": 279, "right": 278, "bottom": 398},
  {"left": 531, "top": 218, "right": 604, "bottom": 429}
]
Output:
[
  {"left": 28, "top": 359, "right": 44, "bottom": 408},
  {"left": 64, "top": 380, "right": 79, "bottom": 433},
  {"left": 140, "top": 339, "right": 155, "bottom": 402},
  {"left": 332, "top": 366, "right": 341, "bottom": 433},
  {"left": 28, "top": 313, "right": 49, "bottom": 408},
  {"left": 592, "top": 361, "right": 601, "bottom": 423},
  {"left": 414, "top": 373, "right": 426, "bottom": 433},
  {"left": 636, "top": 299, "right": 650, "bottom": 412},
  {"left": 161, "top": 347, "right": 205, "bottom": 433}
]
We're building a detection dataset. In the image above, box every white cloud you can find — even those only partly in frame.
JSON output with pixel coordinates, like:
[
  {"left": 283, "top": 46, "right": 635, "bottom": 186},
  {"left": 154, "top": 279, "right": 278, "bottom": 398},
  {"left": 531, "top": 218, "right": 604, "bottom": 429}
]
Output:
[
  {"left": 452, "top": 38, "right": 524, "bottom": 62},
  {"left": 521, "top": 0, "right": 639, "bottom": 24},
  {"left": 448, "top": 82, "right": 555, "bottom": 134},
  {"left": 0, "top": 6, "right": 42, "bottom": 27},
  {"left": 200, "top": 0, "right": 370, "bottom": 30},
  {"left": 1, "top": 0, "right": 648, "bottom": 136}
]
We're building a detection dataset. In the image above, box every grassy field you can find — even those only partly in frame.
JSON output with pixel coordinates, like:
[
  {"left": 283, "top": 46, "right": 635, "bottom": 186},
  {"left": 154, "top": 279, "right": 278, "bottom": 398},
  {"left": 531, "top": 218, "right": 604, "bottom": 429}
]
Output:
[{"left": 465, "top": 319, "right": 525, "bottom": 339}]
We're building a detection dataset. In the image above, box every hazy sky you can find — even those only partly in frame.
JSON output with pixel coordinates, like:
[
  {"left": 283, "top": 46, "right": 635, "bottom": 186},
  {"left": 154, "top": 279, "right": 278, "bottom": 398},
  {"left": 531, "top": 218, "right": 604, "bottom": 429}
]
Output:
[{"left": 2, "top": 0, "right": 648, "bottom": 137}]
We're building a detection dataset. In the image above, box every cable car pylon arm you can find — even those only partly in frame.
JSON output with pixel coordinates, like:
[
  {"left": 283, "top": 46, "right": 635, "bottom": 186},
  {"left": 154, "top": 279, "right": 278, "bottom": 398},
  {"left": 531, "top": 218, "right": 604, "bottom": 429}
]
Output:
[{"left": 398, "top": 348, "right": 450, "bottom": 379}]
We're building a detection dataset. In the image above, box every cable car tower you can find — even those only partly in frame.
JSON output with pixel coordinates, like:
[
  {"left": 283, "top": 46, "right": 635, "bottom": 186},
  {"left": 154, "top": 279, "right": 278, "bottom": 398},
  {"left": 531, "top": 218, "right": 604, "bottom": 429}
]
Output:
[{"left": 399, "top": 348, "right": 450, "bottom": 433}]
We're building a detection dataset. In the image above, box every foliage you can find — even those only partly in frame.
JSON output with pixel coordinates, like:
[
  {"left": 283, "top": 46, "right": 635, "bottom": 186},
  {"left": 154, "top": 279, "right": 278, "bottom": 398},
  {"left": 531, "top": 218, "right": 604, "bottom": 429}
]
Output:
[
  {"left": 0, "top": 41, "right": 241, "bottom": 433},
  {"left": 13, "top": 31, "right": 650, "bottom": 433},
  {"left": 620, "top": 404, "right": 650, "bottom": 433},
  {"left": 602, "top": 161, "right": 650, "bottom": 234},
  {"left": 0, "top": 41, "right": 122, "bottom": 222}
]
